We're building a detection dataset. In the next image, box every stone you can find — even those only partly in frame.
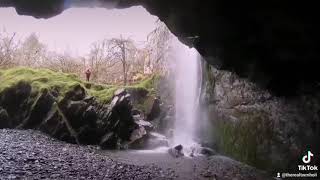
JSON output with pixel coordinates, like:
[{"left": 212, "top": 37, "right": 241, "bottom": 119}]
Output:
[
  {"left": 146, "top": 132, "right": 169, "bottom": 148},
  {"left": 100, "top": 132, "right": 118, "bottom": 149},
  {"left": 83, "top": 106, "right": 98, "bottom": 127},
  {"left": 147, "top": 97, "right": 161, "bottom": 121},
  {"left": 64, "top": 101, "right": 88, "bottom": 129},
  {"left": 0, "top": 107, "right": 9, "bottom": 128},
  {"left": 168, "top": 145, "right": 184, "bottom": 158},
  {"left": 200, "top": 147, "right": 216, "bottom": 156},
  {"left": 130, "top": 126, "right": 147, "bottom": 143},
  {"left": 135, "top": 120, "right": 153, "bottom": 131},
  {"left": 64, "top": 85, "right": 86, "bottom": 101},
  {"left": 174, "top": 145, "right": 183, "bottom": 151},
  {"left": 0, "top": 81, "right": 32, "bottom": 127},
  {"left": 133, "top": 114, "right": 143, "bottom": 121},
  {"left": 114, "top": 88, "right": 126, "bottom": 97},
  {"left": 128, "top": 131, "right": 169, "bottom": 149},
  {"left": 109, "top": 96, "right": 119, "bottom": 110},
  {"left": 83, "top": 96, "right": 95, "bottom": 104},
  {"left": 0, "top": 76, "right": 163, "bottom": 152},
  {"left": 28, "top": 92, "right": 57, "bottom": 129},
  {"left": 131, "top": 109, "right": 141, "bottom": 116}
]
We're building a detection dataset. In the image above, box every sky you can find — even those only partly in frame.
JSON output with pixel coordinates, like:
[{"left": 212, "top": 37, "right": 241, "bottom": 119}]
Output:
[{"left": 0, "top": 6, "right": 158, "bottom": 56}]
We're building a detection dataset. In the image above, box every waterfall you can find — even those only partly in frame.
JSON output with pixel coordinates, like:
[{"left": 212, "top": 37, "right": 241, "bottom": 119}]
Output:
[{"left": 171, "top": 37, "right": 202, "bottom": 154}]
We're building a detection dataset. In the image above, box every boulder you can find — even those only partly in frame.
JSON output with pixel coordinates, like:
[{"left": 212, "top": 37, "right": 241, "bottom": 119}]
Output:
[
  {"left": 83, "top": 96, "right": 96, "bottom": 104},
  {"left": 126, "top": 88, "right": 149, "bottom": 102},
  {"left": 114, "top": 88, "right": 126, "bottom": 97},
  {"left": 0, "top": 81, "right": 32, "bottom": 127},
  {"left": 168, "top": 144, "right": 184, "bottom": 158},
  {"left": 129, "top": 131, "right": 168, "bottom": 149},
  {"left": 147, "top": 97, "right": 161, "bottom": 121},
  {"left": 83, "top": 106, "right": 98, "bottom": 128},
  {"left": 64, "top": 101, "right": 89, "bottom": 129},
  {"left": 64, "top": 84, "right": 86, "bottom": 101},
  {"left": 100, "top": 132, "right": 119, "bottom": 149},
  {"left": 146, "top": 132, "right": 169, "bottom": 149},
  {"left": 0, "top": 83, "right": 156, "bottom": 150},
  {"left": 0, "top": 107, "right": 9, "bottom": 128},
  {"left": 21, "top": 89, "right": 56, "bottom": 129},
  {"left": 135, "top": 119, "right": 153, "bottom": 131},
  {"left": 99, "top": 89, "right": 147, "bottom": 149},
  {"left": 130, "top": 126, "right": 147, "bottom": 143},
  {"left": 132, "top": 109, "right": 142, "bottom": 116}
]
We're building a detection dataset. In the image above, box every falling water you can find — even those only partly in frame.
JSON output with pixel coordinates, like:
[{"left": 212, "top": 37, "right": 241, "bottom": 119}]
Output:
[{"left": 171, "top": 37, "right": 202, "bottom": 154}]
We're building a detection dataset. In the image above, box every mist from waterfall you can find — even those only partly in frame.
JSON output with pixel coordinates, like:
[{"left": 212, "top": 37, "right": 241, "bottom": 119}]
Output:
[{"left": 171, "top": 37, "right": 202, "bottom": 152}]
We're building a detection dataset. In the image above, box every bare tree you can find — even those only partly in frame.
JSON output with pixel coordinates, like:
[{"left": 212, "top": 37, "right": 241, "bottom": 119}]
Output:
[
  {"left": 18, "top": 33, "right": 46, "bottom": 67},
  {"left": 41, "top": 51, "right": 82, "bottom": 75},
  {"left": 145, "top": 20, "right": 173, "bottom": 74},
  {"left": 106, "top": 36, "right": 137, "bottom": 85},
  {"left": 0, "top": 30, "right": 18, "bottom": 68},
  {"left": 87, "top": 40, "right": 120, "bottom": 82}
]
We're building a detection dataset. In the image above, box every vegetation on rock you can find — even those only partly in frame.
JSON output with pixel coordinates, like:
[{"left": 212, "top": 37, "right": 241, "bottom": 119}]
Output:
[
  {"left": 0, "top": 67, "right": 160, "bottom": 103},
  {"left": 0, "top": 67, "right": 164, "bottom": 149}
]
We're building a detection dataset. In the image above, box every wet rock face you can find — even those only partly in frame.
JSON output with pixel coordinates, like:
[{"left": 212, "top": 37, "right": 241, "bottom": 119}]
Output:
[
  {"left": 168, "top": 145, "right": 185, "bottom": 158},
  {"left": 0, "top": 81, "right": 32, "bottom": 127},
  {"left": 201, "top": 62, "right": 320, "bottom": 173},
  {"left": 0, "top": 83, "right": 156, "bottom": 149},
  {"left": 147, "top": 97, "right": 161, "bottom": 121},
  {"left": 1, "top": 0, "right": 319, "bottom": 95},
  {"left": 0, "top": 107, "right": 9, "bottom": 128}
]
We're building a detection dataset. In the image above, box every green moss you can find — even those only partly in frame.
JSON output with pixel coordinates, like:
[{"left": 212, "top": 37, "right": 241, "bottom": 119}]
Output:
[
  {"left": 88, "top": 86, "right": 118, "bottom": 103},
  {"left": 0, "top": 67, "right": 80, "bottom": 95},
  {"left": 0, "top": 68, "right": 161, "bottom": 104},
  {"left": 134, "top": 94, "right": 155, "bottom": 114},
  {"left": 214, "top": 110, "right": 276, "bottom": 170},
  {"left": 0, "top": 67, "right": 117, "bottom": 103},
  {"left": 205, "top": 63, "right": 214, "bottom": 85},
  {"left": 125, "top": 74, "right": 161, "bottom": 113},
  {"left": 130, "top": 74, "right": 161, "bottom": 94}
]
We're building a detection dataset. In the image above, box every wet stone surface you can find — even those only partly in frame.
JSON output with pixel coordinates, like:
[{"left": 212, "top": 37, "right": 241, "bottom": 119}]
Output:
[{"left": 0, "top": 129, "right": 174, "bottom": 180}]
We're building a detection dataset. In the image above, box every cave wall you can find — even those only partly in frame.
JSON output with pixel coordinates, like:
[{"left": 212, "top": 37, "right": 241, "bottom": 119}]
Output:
[
  {"left": 200, "top": 60, "right": 320, "bottom": 172},
  {"left": 1, "top": 0, "right": 320, "bottom": 173},
  {"left": 1, "top": 0, "right": 319, "bottom": 95}
]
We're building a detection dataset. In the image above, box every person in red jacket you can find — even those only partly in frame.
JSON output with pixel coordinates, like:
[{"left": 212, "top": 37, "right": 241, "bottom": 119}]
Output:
[{"left": 85, "top": 68, "right": 91, "bottom": 82}]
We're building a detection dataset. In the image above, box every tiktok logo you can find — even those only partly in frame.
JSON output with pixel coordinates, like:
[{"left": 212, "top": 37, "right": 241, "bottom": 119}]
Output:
[
  {"left": 298, "top": 150, "right": 318, "bottom": 171},
  {"left": 302, "top": 151, "right": 314, "bottom": 164}
]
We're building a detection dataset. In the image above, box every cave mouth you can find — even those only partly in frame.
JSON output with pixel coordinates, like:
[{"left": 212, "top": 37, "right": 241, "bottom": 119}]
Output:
[
  {"left": 2, "top": 0, "right": 320, "bottom": 96},
  {"left": 0, "top": 5, "right": 210, "bottom": 153},
  {"left": 0, "top": 6, "right": 164, "bottom": 83},
  {"left": 1, "top": 2, "right": 320, "bottom": 179}
]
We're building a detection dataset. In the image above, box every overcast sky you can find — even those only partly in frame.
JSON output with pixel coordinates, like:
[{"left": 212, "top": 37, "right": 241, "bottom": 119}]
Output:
[{"left": 0, "top": 6, "right": 158, "bottom": 56}]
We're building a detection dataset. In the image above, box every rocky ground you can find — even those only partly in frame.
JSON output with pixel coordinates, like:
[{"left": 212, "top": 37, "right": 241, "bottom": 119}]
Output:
[
  {"left": 100, "top": 149, "right": 272, "bottom": 180},
  {"left": 0, "top": 129, "right": 174, "bottom": 180},
  {"left": 0, "top": 129, "right": 272, "bottom": 180}
]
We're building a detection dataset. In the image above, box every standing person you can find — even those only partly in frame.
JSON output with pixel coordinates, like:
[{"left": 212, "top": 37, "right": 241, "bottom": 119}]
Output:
[{"left": 85, "top": 68, "right": 91, "bottom": 82}]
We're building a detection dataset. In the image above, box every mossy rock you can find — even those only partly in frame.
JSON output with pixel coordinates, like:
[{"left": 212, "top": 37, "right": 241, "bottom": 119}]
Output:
[
  {"left": 213, "top": 110, "right": 287, "bottom": 173},
  {"left": 0, "top": 67, "right": 123, "bottom": 103}
]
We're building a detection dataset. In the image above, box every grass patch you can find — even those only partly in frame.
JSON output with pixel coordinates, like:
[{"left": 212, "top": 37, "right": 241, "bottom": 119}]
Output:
[
  {"left": 125, "top": 74, "right": 161, "bottom": 113},
  {"left": 0, "top": 67, "right": 160, "bottom": 103},
  {"left": 0, "top": 67, "right": 118, "bottom": 102},
  {"left": 128, "top": 74, "right": 161, "bottom": 95}
]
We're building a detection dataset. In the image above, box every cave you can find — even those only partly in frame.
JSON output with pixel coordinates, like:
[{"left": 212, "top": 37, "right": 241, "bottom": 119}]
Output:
[
  {"left": 1, "top": 0, "right": 319, "bottom": 96},
  {"left": 1, "top": 0, "right": 320, "bottom": 179}
]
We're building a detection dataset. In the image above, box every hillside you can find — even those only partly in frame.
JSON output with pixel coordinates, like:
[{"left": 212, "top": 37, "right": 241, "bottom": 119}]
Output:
[{"left": 0, "top": 67, "right": 158, "bottom": 103}]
